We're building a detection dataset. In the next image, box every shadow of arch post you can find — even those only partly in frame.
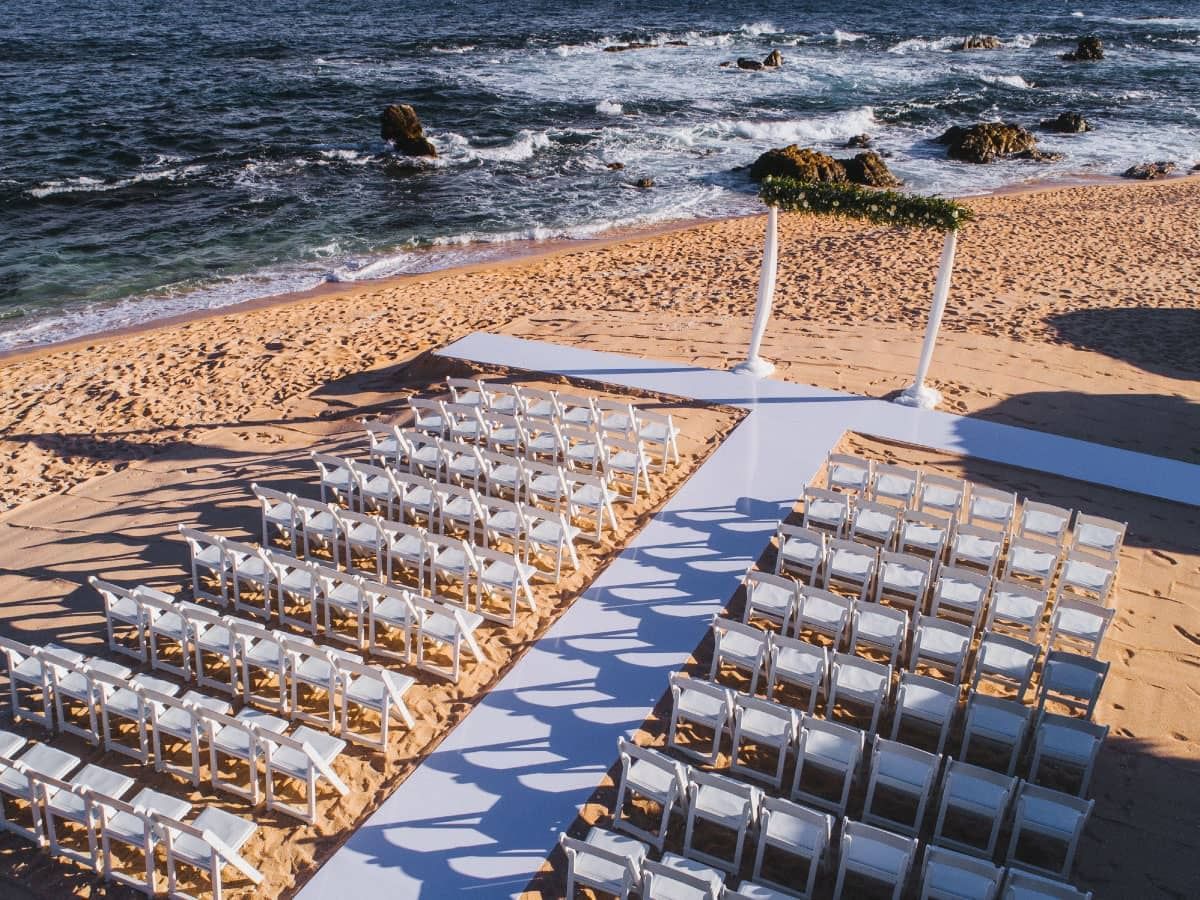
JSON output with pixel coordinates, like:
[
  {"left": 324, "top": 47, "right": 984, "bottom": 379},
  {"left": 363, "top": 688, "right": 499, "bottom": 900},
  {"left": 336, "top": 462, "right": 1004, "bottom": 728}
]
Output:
[{"left": 736, "top": 178, "right": 974, "bottom": 410}]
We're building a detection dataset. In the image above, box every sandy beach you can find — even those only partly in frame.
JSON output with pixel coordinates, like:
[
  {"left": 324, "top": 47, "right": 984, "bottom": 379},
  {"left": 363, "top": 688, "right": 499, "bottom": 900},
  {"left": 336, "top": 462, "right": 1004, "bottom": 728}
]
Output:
[{"left": 1, "top": 175, "right": 1199, "bottom": 896}]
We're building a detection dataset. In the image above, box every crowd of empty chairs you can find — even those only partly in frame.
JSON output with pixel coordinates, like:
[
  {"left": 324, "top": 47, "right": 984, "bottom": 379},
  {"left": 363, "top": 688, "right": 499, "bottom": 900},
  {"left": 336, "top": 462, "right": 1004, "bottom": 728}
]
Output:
[
  {"left": 0, "top": 377, "right": 683, "bottom": 897},
  {"left": 558, "top": 453, "right": 1118, "bottom": 898}
]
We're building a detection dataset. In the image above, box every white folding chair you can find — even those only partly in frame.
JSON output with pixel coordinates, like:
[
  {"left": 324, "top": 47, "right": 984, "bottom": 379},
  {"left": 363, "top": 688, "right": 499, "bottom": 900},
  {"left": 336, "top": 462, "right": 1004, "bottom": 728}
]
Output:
[
  {"left": 411, "top": 593, "right": 486, "bottom": 683},
  {"left": 293, "top": 496, "right": 342, "bottom": 568},
  {"left": 1017, "top": 501, "right": 1072, "bottom": 547},
  {"left": 317, "top": 564, "right": 370, "bottom": 648},
  {"left": 766, "top": 634, "right": 827, "bottom": 715},
  {"left": 262, "top": 725, "right": 350, "bottom": 823},
  {"left": 251, "top": 483, "right": 297, "bottom": 553},
  {"left": 790, "top": 716, "right": 865, "bottom": 817},
  {"left": 1070, "top": 513, "right": 1126, "bottom": 562},
  {"left": 874, "top": 551, "right": 932, "bottom": 616},
  {"left": 727, "top": 881, "right": 802, "bottom": 900},
  {"left": 340, "top": 656, "right": 414, "bottom": 753},
  {"left": 519, "top": 385, "right": 561, "bottom": 422},
  {"left": 481, "top": 447, "right": 526, "bottom": 500},
  {"left": 683, "top": 768, "right": 762, "bottom": 874},
  {"left": 966, "top": 485, "right": 1017, "bottom": 534},
  {"left": 1054, "top": 550, "right": 1117, "bottom": 607},
  {"left": 97, "top": 787, "right": 191, "bottom": 894},
  {"left": 149, "top": 689, "right": 233, "bottom": 786},
  {"left": 338, "top": 508, "right": 386, "bottom": 578},
  {"left": 613, "top": 739, "right": 687, "bottom": 851},
  {"left": 948, "top": 523, "right": 1005, "bottom": 578},
  {"left": 919, "top": 844, "right": 1002, "bottom": 900},
  {"left": 91, "top": 577, "right": 147, "bottom": 662},
  {"left": 0, "top": 741, "right": 81, "bottom": 842},
  {"left": 775, "top": 523, "right": 826, "bottom": 584},
  {"left": 97, "top": 671, "right": 180, "bottom": 763},
  {"left": 752, "top": 795, "right": 833, "bottom": 899},
  {"left": 0, "top": 638, "right": 81, "bottom": 730},
  {"left": 443, "top": 401, "right": 488, "bottom": 446},
  {"left": 1005, "top": 782, "right": 1093, "bottom": 880},
  {"left": 482, "top": 382, "right": 524, "bottom": 417},
  {"left": 179, "top": 526, "right": 229, "bottom": 604},
  {"left": 861, "top": 735, "right": 942, "bottom": 836},
  {"left": 50, "top": 654, "right": 132, "bottom": 745},
  {"left": 850, "top": 603, "right": 908, "bottom": 669},
  {"left": 641, "top": 854, "right": 724, "bottom": 900},
  {"left": 265, "top": 549, "right": 320, "bottom": 633},
  {"left": 850, "top": 500, "right": 900, "bottom": 549},
  {"left": 828, "top": 652, "right": 892, "bottom": 736},
  {"left": 408, "top": 397, "right": 448, "bottom": 437},
  {"left": 930, "top": 567, "right": 993, "bottom": 634},
  {"left": 826, "top": 453, "right": 872, "bottom": 496},
  {"left": 930, "top": 758, "right": 1017, "bottom": 859},
  {"left": 232, "top": 620, "right": 289, "bottom": 713},
  {"left": 366, "top": 582, "right": 418, "bottom": 664},
  {"left": 667, "top": 673, "right": 733, "bottom": 765},
  {"left": 558, "top": 392, "right": 600, "bottom": 428},
  {"left": 891, "top": 672, "right": 959, "bottom": 756},
  {"left": 398, "top": 431, "right": 445, "bottom": 482},
  {"left": 824, "top": 539, "right": 878, "bottom": 603},
  {"left": 1046, "top": 596, "right": 1113, "bottom": 658},
  {"left": 560, "top": 826, "right": 647, "bottom": 899},
  {"left": 311, "top": 452, "right": 355, "bottom": 507},
  {"left": 442, "top": 440, "right": 487, "bottom": 491},
  {"left": 1036, "top": 651, "right": 1109, "bottom": 719},
  {"left": 524, "top": 507, "right": 581, "bottom": 582},
  {"left": 187, "top": 604, "right": 240, "bottom": 695},
  {"left": 595, "top": 397, "right": 638, "bottom": 436},
  {"left": 984, "top": 580, "right": 1049, "bottom": 643},
  {"left": 282, "top": 636, "right": 345, "bottom": 731},
  {"left": 908, "top": 614, "right": 972, "bottom": 684},
  {"left": 916, "top": 473, "right": 966, "bottom": 519},
  {"left": 485, "top": 412, "right": 528, "bottom": 457},
  {"left": 142, "top": 591, "right": 195, "bottom": 681},
  {"left": 960, "top": 692, "right": 1032, "bottom": 776},
  {"left": 1002, "top": 869, "right": 1093, "bottom": 899},
  {"left": 438, "top": 484, "right": 488, "bottom": 545},
  {"left": 564, "top": 469, "right": 619, "bottom": 542},
  {"left": 871, "top": 463, "right": 920, "bottom": 508},
  {"left": 159, "top": 805, "right": 263, "bottom": 900},
  {"left": 898, "top": 510, "right": 952, "bottom": 563},
  {"left": 523, "top": 458, "right": 570, "bottom": 509},
  {"left": 1029, "top": 713, "right": 1107, "bottom": 796},
  {"left": 604, "top": 435, "right": 653, "bottom": 503},
  {"left": 524, "top": 417, "right": 567, "bottom": 463},
  {"left": 832, "top": 819, "right": 918, "bottom": 900},
  {"left": 480, "top": 494, "right": 533, "bottom": 554},
  {"left": 224, "top": 539, "right": 274, "bottom": 620},
  {"left": 363, "top": 420, "right": 403, "bottom": 468},
  {"left": 473, "top": 544, "right": 537, "bottom": 626},
  {"left": 803, "top": 487, "right": 850, "bottom": 537},
  {"left": 37, "top": 763, "right": 135, "bottom": 870},
  {"left": 380, "top": 519, "right": 427, "bottom": 588},
  {"left": 971, "top": 632, "right": 1039, "bottom": 702},
  {"left": 426, "top": 532, "right": 479, "bottom": 603},
  {"left": 1002, "top": 537, "right": 1062, "bottom": 590},
  {"left": 730, "top": 693, "right": 796, "bottom": 789},
  {"left": 710, "top": 617, "right": 770, "bottom": 692},
  {"left": 794, "top": 586, "right": 853, "bottom": 650},
  {"left": 447, "top": 376, "right": 486, "bottom": 408},
  {"left": 207, "top": 707, "right": 288, "bottom": 805},
  {"left": 636, "top": 409, "right": 681, "bottom": 473},
  {"left": 743, "top": 570, "right": 799, "bottom": 633}
]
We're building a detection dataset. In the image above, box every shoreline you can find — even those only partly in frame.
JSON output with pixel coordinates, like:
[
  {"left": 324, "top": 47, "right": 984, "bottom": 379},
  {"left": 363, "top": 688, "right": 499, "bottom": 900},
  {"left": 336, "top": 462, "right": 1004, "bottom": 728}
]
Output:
[{"left": 7, "top": 171, "right": 1197, "bottom": 367}]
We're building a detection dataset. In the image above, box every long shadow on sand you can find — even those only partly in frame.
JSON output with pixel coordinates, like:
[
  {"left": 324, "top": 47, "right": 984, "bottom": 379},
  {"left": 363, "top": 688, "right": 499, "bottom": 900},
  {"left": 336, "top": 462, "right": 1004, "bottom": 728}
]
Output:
[{"left": 1045, "top": 307, "right": 1200, "bottom": 381}]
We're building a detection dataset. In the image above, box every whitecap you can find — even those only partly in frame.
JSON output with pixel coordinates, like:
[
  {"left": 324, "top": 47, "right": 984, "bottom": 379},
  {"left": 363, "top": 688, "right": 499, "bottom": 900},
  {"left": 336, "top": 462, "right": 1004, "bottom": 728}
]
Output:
[
  {"left": 887, "top": 35, "right": 963, "bottom": 54},
  {"left": 833, "top": 29, "right": 867, "bottom": 43},
  {"left": 595, "top": 99, "right": 623, "bottom": 116},
  {"left": 739, "top": 21, "right": 778, "bottom": 37},
  {"left": 432, "top": 45, "right": 476, "bottom": 54},
  {"left": 979, "top": 73, "right": 1035, "bottom": 90},
  {"left": 28, "top": 165, "right": 207, "bottom": 199}
]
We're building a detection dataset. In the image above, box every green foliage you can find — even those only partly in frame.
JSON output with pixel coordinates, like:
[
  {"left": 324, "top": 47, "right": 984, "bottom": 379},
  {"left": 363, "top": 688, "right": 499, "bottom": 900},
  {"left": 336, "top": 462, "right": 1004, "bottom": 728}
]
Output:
[{"left": 758, "top": 176, "right": 974, "bottom": 232}]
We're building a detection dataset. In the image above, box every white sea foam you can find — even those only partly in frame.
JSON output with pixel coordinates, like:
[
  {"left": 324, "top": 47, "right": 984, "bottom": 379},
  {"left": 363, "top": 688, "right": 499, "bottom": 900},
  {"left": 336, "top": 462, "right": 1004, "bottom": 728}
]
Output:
[
  {"left": 595, "top": 99, "right": 623, "bottom": 116},
  {"left": 833, "top": 30, "right": 867, "bottom": 44},
  {"left": 739, "top": 21, "right": 778, "bottom": 37},
  {"left": 887, "top": 35, "right": 963, "bottom": 54},
  {"left": 979, "top": 73, "right": 1035, "bottom": 89},
  {"left": 712, "top": 107, "right": 877, "bottom": 145},
  {"left": 28, "top": 165, "right": 207, "bottom": 199},
  {"left": 432, "top": 45, "right": 475, "bottom": 54},
  {"left": 319, "top": 149, "right": 374, "bottom": 164}
]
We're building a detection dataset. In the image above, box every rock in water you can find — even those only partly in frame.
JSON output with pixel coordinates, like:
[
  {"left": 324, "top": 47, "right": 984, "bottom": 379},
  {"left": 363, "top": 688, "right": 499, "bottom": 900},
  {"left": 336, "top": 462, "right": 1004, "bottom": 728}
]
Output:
[
  {"left": 380, "top": 104, "right": 437, "bottom": 157},
  {"left": 960, "top": 34, "right": 1002, "bottom": 50},
  {"left": 634, "top": 177, "right": 654, "bottom": 188},
  {"left": 763, "top": 49, "right": 784, "bottom": 68},
  {"left": 736, "top": 57, "right": 765, "bottom": 70},
  {"left": 1039, "top": 112, "right": 1092, "bottom": 133},
  {"left": 845, "top": 134, "right": 872, "bottom": 148},
  {"left": 1063, "top": 36, "right": 1103, "bottom": 61},
  {"left": 938, "top": 122, "right": 1038, "bottom": 163},
  {"left": 749, "top": 145, "right": 847, "bottom": 182},
  {"left": 605, "top": 162, "right": 625, "bottom": 171},
  {"left": 1122, "top": 161, "right": 1177, "bottom": 180},
  {"left": 841, "top": 151, "right": 901, "bottom": 187}
]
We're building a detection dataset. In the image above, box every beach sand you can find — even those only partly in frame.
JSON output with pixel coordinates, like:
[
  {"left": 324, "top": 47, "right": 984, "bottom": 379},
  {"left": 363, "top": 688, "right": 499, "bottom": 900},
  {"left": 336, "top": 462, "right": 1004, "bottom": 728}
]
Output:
[{"left": 0, "top": 176, "right": 1198, "bottom": 896}]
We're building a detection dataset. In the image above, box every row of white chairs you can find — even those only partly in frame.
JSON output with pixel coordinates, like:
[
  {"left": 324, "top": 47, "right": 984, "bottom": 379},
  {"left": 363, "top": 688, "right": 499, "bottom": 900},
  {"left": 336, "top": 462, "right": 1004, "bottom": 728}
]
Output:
[
  {"left": 565, "top": 820, "right": 1090, "bottom": 900},
  {"left": 178, "top": 529, "right": 487, "bottom": 681},
  {"left": 670, "top": 667, "right": 1108, "bottom": 797},
  {"left": 822, "top": 453, "right": 1126, "bottom": 561},
  {"left": 0, "top": 639, "right": 348, "bottom": 825},
  {"left": 92, "top": 578, "right": 417, "bottom": 752},
  {"left": 747, "top": 566, "right": 1115, "bottom": 666},
  {"left": 0, "top": 729, "right": 261, "bottom": 899},
  {"left": 313, "top": 449, "right": 620, "bottom": 543},
  {"left": 789, "top": 502, "right": 1120, "bottom": 609}
]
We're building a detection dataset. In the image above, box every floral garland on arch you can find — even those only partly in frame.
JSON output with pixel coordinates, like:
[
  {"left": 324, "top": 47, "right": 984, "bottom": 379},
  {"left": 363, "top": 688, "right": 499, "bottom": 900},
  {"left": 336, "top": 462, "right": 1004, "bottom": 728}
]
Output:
[{"left": 758, "top": 176, "right": 974, "bottom": 232}]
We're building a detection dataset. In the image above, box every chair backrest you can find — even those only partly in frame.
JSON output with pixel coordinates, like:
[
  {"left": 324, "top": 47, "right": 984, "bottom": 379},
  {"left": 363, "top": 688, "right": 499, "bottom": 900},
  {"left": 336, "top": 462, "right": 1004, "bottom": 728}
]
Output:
[
  {"left": 1051, "top": 595, "right": 1115, "bottom": 634},
  {"left": 617, "top": 737, "right": 687, "bottom": 786},
  {"left": 872, "top": 734, "right": 941, "bottom": 784},
  {"left": 1002, "top": 869, "right": 1093, "bottom": 899},
  {"left": 293, "top": 495, "right": 335, "bottom": 521},
  {"left": 713, "top": 616, "right": 769, "bottom": 649},
  {"left": 1018, "top": 500, "right": 1073, "bottom": 544},
  {"left": 877, "top": 550, "right": 932, "bottom": 594},
  {"left": 980, "top": 630, "right": 1040, "bottom": 665},
  {"left": 379, "top": 519, "right": 426, "bottom": 548},
  {"left": 311, "top": 452, "right": 352, "bottom": 479},
  {"left": 933, "top": 566, "right": 992, "bottom": 607},
  {"left": 921, "top": 845, "right": 1002, "bottom": 895},
  {"left": 800, "top": 715, "right": 865, "bottom": 762},
  {"left": 688, "top": 767, "right": 758, "bottom": 805},
  {"left": 832, "top": 651, "right": 892, "bottom": 689},
  {"left": 669, "top": 673, "right": 732, "bottom": 711},
  {"left": 1014, "top": 781, "right": 1094, "bottom": 831},
  {"left": 841, "top": 819, "right": 917, "bottom": 869},
  {"left": 446, "top": 377, "right": 484, "bottom": 403},
  {"left": 826, "top": 452, "right": 872, "bottom": 492},
  {"left": 90, "top": 576, "right": 137, "bottom": 610},
  {"left": 771, "top": 633, "right": 828, "bottom": 666},
  {"left": 871, "top": 462, "right": 920, "bottom": 505},
  {"left": 965, "top": 691, "right": 1032, "bottom": 737},
  {"left": 916, "top": 473, "right": 967, "bottom": 517},
  {"left": 1071, "top": 512, "right": 1126, "bottom": 559},
  {"left": 966, "top": 485, "right": 1017, "bottom": 530},
  {"left": 804, "top": 486, "right": 850, "bottom": 517},
  {"left": 1041, "top": 650, "right": 1110, "bottom": 702},
  {"left": 178, "top": 525, "right": 224, "bottom": 555},
  {"left": 940, "top": 757, "right": 1017, "bottom": 809},
  {"left": 913, "top": 612, "right": 973, "bottom": 650},
  {"left": 252, "top": 482, "right": 293, "bottom": 509},
  {"left": 734, "top": 693, "right": 796, "bottom": 731}
]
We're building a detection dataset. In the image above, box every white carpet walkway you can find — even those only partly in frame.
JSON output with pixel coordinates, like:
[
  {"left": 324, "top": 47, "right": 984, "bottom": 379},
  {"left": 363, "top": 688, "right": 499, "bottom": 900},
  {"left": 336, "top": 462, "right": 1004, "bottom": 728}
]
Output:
[{"left": 298, "top": 334, "right": 1200, "bottom": 898}]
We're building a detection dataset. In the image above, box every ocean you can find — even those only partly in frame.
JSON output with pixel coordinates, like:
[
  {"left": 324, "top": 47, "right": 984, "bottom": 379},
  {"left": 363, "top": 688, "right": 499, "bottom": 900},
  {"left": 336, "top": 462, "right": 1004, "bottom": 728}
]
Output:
[{"left": 1, "top": 0, "right": 1197, "bottom": 351}]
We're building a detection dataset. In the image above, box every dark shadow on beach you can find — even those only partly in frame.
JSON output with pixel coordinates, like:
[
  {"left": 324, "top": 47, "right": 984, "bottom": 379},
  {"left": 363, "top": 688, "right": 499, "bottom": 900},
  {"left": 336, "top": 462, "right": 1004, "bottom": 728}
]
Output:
[{"left": 1045, "top": 307, "right": 1200, "bottom": 381}]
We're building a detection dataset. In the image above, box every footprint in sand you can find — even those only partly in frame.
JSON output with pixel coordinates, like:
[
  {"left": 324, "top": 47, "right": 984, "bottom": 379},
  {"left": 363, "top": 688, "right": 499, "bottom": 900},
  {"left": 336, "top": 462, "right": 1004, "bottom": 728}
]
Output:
[
  {"left": 1150, "top": 549, "right": 1179, "bottom": 565},
  {"left": 1173, "top": 624, "right": 1200, "bottom": 647}
]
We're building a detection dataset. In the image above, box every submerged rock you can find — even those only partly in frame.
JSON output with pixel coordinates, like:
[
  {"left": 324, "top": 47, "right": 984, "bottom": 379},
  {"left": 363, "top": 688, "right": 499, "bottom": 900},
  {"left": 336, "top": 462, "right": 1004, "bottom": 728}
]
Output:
[
  {"left": 380, "top": 104, "right": 437, "bottom": 157},
  {"left": 960, "top": 34, "right": 1002, "bottom": 50},
  {"left": 1039, "top": 112, "right": 1092, "bottom": 133},
  {"left": 1122, "top": 161, "right": 1177, "bottom": 180},
  {"left": 842, "top": 151, "right": 901, "bottom": 187},
  {"left": 845, "top": 133, "right": 872, "bottom": 149},
  {"left": 736, "top": 57, "right": 765, "bottom": 70},
  {"left": 749, "top": 145, "right": 846, "bottom": 182},
  {"left": 763, "top": 49, "right": 784, "bottom": 68},
  {"left": 634, "top": 177, "right": 654, "bottom": 188},
  {"left": 938, "top": 122, "right": 1038, "bottom": 164},
  {"left": 604, "top": 41, "right": 686, "bottom": 52},
  {"left": 605, "top": 162, "right": 625, "bottom": 171},
  {"left": 1063, "top": 36, "right": 1103, "bottom": 61}
]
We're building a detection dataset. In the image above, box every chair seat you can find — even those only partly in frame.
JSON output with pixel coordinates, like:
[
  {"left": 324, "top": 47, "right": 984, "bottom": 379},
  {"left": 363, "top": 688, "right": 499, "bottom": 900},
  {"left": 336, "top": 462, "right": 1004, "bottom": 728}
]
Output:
[
  {"left": 763, "top": 811, "right": 824, "bottom": 853},
  {"left": 433, "top": 548, "right": 469, "bottom": 571},
  {"left": 976, "top": 642, "right": 1033, "bottom": 675},
  {"left": 923, "top": 486, "right": 960, "bottom": 509},
  {"left": 422, "top": 610, "right": 482, "bottom": 642},
  {"left": 109, "top": 595, "right": 141, "bottom": 622},
  {"left": 269, "top": 727, "right": 345, "bottom": 778},
  {"left": 481, "top": 558, "right": 534, "bottom": 588},
  {"left": 345, "top": 672, "right": 415, "bottom": 708},
  {"left": 152, "top": 611, "right": 187, "bottom": 639},
  {"left": 658, "top": 852, "right": 725, "bottom": 896},
  {"left": 530, "top": 521, "right": 580, "bottom": 544},
  {"left": 802, "top": 595, "right": 845, "bottom": 626},
  {"left": 608, "top": 451, "right": 641, "bottom": 472},
  {"left": 572, "top": 484, "right": 615, "bottom": 507},
  {"left": 628, "top": 759, "right": 677, "bottom": 798},
  {"left": 106, "top": 788, "right": 191, "bottom": 843},
  {"left": 1062, "top": 560, "right": 1108, "bottom": 591},
  {"left": 969, "top": 704, "right": 1026, "bottom": 740},
  {"left": 305, "top": 512, "right": 339, "bottom": 535},
  {"left": 901, "top": 523, "right": 943, "bottom": 550},
  {"left": 752, "top": 583, "right": 793, "bottom": 615},
  {"left": 529, "top": 473, "right": 562, "bottom": 497},
  {"left": 694, "top": 783, "right": 756, "bottom": 822},
  {"left": 280, "top": 570, "right": 317, "bottom": 593},
  {"left": 876, "top": 754, "right": 935, "bottom": 791},
  {"left": 1020, "top": 795, "right": 1083, "bottom": 836},
  {"left": 0, "top": 744, "right": 80, "bottom": 796},
  {"left": 170, "top": 806, "right": 257, "bottom": 866},
  {"left": 946, "top": 769, "right": 1012, "bottom": 812},
  {"left": 243, "top": 640, "right": 285, "bottom": 667},
  {"left": 48, "top": 765, "right": 135, "bottom": 820},
  {"left": 831, "top": 551, "right": 872, "bottom": 579},
  {"left": 956, "top": 535, "right": 999, "bottom": 561},
  {"left": 1054, "top": 607, "right": 1104, "bottom": 639},
  {"left": 157, "top": 693, "right": 231, "bottom": 736},
  {"left": 678, "top": 690, "right": 727, "bottom": 722},
  {"left": 639, "top": 422, "right": 676, "bottom": 442},
  {"left": 925, "top": 857, "right": 998, "bottom": 897},
  {"left": 197, "top": 624, "right": 234, "bottom": 652},
  {"left": 776, "top": 647, "right": 823, "bottom": 679},
  {"left": 809, "top": 500, "right": 846, "bottom": 524},
  {"left": 781, "top": 539, "right": 820, "bottom": 566},
  {"left": 213, "top": 711, "right": 287, "bottom": 756},
  {"left": 488, "top": 510, "right": 524, "bottom": 534},
  {"left": 443, "top": 498, "right": 478, "bottom": 520},
  {"left": 881, "top": 565, "right": 925, "bottom": 592},
  {"left": 939, "top": 580, "right": 985, "bottom": 608},
  {"left": 373, "top": 595, "right": 413, "bottom": 627},
  {"left": 0, "top": 731, "right": 26, "bottom": 759},
  {"left": 346, "top": 522, "right": 381, "bottom": 544},
  {"left": 323, "top": 470, "right": 352, "bottom": 489},
  {"left": 234, "top": 557, "right": 270, "bottom": 580},
  {"left": 359, "top": 476, "right": 391, "bottom": 499},
  {"left": 1011, "top": 545, "right": 1056, "bottom": 576},
  {"left": 1075, "top": 524, "right": 1118, "bottom": 555},
  {"left": 829, "top": 464, "right": 868, "bottom": 492},
  {"left": 739, "top": 707, "right": 791, "bottom": 743},
  {"left": 992, "top": 588, "right": 1040, "bottom": 620},
  {"left": 857, "top": 609, "right": 904, "bottom": 641},
  {"left": 803, "top": 730, "right": 858, "bottom": 766},
  {"left": 389, "top": 535, "right": 424, "bottom": 558},
  {"left": 293, "top": 655, "right": 335, "bottom": 684},
  {"left": 971, "top": 498, "right": 1011, "bottom": 522},
  {"left": 835, "top": 666, "right": 887, "bottom": 695},
  {"left": 899, "top": 683, "right": 955, "bottom": 720},
  {"left": 326, "top": 584, "right": 365, "bottom": 610},
  {"left": 845, "top": 835, "right": 909, "bottom": 877},
  {"left": 1038, "top": 723, "right": 1098, "bottom": 761},
  {"left": 106, "top": 676, "right": 179, "bottom": 716},
  {"left": 856, "top": 510, "right": 896, "bottom": 537},
  {"left": 876, "top": 474, "right": 913, "bottom": 499},
  {"left": 720, "top": 630, "right": 765, "bottom": 662},
  {"left": 917, "top": 628, "right": 969, "bottom": 657}
]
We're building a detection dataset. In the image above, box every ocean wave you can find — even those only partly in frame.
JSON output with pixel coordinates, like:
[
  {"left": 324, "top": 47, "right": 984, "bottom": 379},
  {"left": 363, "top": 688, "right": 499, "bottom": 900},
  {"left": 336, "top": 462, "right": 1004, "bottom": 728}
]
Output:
[
  {"left": 435, "top": 129, "right": 554, "bottom": 164},
  {"left": 28, "top": 165, "right": 207, "bottom": 199},
  {"left": 595, "top": 99, "right": 623, "bottom": 116},
  {"left": 739, "top": 21, "right": 779, "bottom": 37},
  {"left": 319, "top": 149, "right": 375, "bottom": 165},
  {"left": 432, "top": 44, "right": 476, "bottom": 54},
  {"left": 704, "top": 107, "right": 877, "bottom": 146},
  {"left": 887, "top": 35, "right": 963, "bottom": 54},
  {"left": 1005, "top": 33, "right": 1040, "bottom": 49},
  {"left": 979, "top": 73, "right": 1035, "bottom": 90},
  {"left": 833, "top": 30, "right": 867, "bottom": 44}
]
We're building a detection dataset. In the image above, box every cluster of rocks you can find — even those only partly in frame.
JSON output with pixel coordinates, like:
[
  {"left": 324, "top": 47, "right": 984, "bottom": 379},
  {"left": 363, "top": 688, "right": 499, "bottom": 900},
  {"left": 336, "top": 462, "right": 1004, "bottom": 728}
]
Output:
[
  {"left": 1063, "top": 36, "right": 1104, "bottom": 61},
  {"left": 603, "top": 40, "right": 687, "bottom": 52},
  {"left": 721, "top": 49, "right": 784, "bottom": 71},
  {"left": 937, "top": 122, "right": 1062, "bottom": 164},
  {"left": 1039, "top": 112, "right": 1091, "bottom": 133},
  {"left": 748, "top": 144, "right": 900, "bottom": 188},
  {"left": 960, "top": 34, "right": 1002, "bottom": 51},
  {"left": 1122, "top": 161, "right": 1176, "bottom": 180}
]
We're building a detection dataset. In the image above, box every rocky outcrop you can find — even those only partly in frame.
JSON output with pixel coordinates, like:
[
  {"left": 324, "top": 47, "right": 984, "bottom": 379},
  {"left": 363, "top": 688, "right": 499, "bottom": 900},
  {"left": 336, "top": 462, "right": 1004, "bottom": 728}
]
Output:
[
  {"left": 603, "top": 40, "right": 687, "bottom": 52},
  {"left": 634, "top": 177, "right": 655, "bottom": 188},
  {"left": 605, "top": 162, "right": 625, "bottom": 171},
  {"left": 845, "top": 134, "right": 872, "bottom": 149},
  {"left": 1122, "top": 161, "right": 1176, "bottom": 180},
  {"left": 960, "top": 35, "right": 1002, "bottom": 50},
  {"left": 1039, "top": 112, "right": 1092, "bottom": 133},
  {"left": 749, "top": 145, "right": 846, "bottom": 182},
  {"left": 763, "top": 49, "right": 784, "bottom": 68},
  {"left": 1014, "top": 148, "right": 1064, "bottom": 162},
  {"left": 727, "top": 50, "right": 783, "bottom": 70},
  {"left": 736, "top": 57, "right": 764, "bottom": 70},
  {"left": 1063, "top": 36, "right": 1103, "bottom": 61},
  {"left": 380, "top": 104, "right": 437, "bottom": 157},
  {"left": 842, "top": 151, "right": 901, "bottom": 187},
  {"left": 937, "top": 122, "right": 1038, "bottom": 163}
]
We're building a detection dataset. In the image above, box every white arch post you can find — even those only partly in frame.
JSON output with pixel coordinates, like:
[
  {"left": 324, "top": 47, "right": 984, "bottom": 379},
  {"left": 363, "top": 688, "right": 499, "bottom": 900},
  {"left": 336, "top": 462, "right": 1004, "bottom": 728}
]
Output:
[
  {"left": 733, "top": 205, "right": 779, "bottom": 377},
  {"left": 896, "top": 228, "right": 958, "bottom": 409}
]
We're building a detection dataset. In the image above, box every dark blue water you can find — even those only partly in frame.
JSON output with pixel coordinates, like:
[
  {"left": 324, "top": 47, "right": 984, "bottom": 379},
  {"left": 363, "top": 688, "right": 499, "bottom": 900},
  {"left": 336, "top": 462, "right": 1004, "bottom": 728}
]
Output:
[{"left": 1, "top": 1, "right": 1197, "bottom": 349}]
